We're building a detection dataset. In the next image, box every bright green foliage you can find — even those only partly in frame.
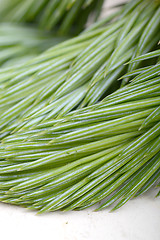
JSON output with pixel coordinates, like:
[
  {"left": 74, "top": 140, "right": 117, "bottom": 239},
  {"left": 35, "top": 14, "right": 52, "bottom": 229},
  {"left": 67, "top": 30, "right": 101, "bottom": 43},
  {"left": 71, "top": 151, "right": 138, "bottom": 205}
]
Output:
[
  {"left": 0, "top": 23, "right": 65, "bottom": 68},
  {"left": 0, "top": 50, "right": 159, "bottom": 212},
  {"left": 0, "top": 0, "right": 159, "bottom": 139},
  {"left": 0, "top": 0, "right": 159, "bottom": 212},
  {"left": 0, "top": 0, "right": 104, "bottom": 35}
]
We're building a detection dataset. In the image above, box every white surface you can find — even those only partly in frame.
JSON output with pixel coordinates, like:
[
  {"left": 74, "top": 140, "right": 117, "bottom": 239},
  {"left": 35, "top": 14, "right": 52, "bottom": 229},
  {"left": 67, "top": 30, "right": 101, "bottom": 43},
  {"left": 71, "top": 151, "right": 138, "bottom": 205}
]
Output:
[
  {"left": 0, "top": 1, "right": 160, "bottom": 239},
  {"left": 0, "top": 189, "right": 160, "bottom": 240}
]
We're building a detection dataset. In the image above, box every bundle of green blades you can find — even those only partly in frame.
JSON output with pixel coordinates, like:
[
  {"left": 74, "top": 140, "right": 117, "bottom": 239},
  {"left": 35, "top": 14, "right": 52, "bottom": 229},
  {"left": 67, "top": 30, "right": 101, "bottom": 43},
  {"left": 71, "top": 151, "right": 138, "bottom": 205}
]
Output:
[
  {"left": 0, "top": 0, "right": 104, "bottom": 35},
  {"left": 0, "top": 50, "right": 160, "bottom": 212},
  {"left": 0, "top": 0, "right": 159, "bottom": 213},
  {"left": 0, "top": 0, "right": 159, "bottom": 137},
  {"left": 0, "top": 23, "right": 65, "bottom": 68}
]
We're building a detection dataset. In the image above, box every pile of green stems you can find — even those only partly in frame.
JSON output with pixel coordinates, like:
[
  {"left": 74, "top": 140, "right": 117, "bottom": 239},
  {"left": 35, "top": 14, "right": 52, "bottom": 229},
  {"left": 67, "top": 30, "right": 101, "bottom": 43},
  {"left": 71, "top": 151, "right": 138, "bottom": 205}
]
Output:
[{"left": 0, "top": 55, "right": 159, "bottom": 212}]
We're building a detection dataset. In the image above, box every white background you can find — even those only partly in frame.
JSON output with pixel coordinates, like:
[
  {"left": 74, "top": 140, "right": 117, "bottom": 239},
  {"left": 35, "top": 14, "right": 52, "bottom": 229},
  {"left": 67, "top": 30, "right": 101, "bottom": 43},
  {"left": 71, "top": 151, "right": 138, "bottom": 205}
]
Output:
[
  {"left": 0, "top": 1, "right": 160, "bottom": 239},
  {"left": 0, "top": 189, "right": 160, "bottom": 240}
]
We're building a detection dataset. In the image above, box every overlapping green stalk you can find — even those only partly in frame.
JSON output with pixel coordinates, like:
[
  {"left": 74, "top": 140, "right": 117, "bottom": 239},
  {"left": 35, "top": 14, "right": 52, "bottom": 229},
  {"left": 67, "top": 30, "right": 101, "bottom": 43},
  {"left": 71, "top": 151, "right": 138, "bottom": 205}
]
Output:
[
  {"left": 0, "top": 0, "right": 104, "bottom": 35},
  {"left": 0, "top": 49, "right": 160, "bottom": 212},
  {"left": 0, "top": 23, "right": 65, "bottom": 68},
  {"left": 0, "top": 0, "right": 159, "bottom": 212},
  {"left": 0, "top": 0, "right": 159, "bottom": 139}
]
